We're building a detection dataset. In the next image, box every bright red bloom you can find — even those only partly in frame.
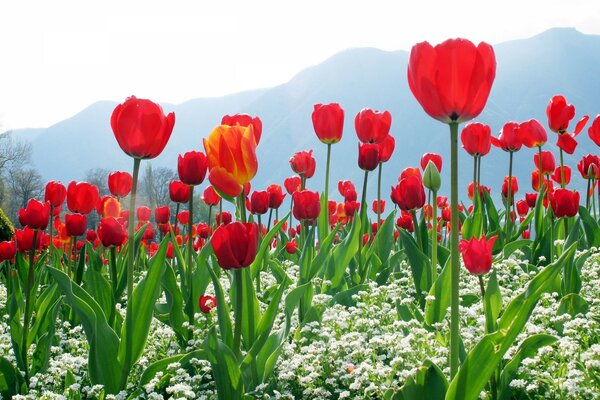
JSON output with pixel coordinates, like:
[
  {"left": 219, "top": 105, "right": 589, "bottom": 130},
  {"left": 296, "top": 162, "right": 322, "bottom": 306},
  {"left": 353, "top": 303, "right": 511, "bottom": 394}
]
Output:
[
  {"left": 407, "top": 38, "right": 496, "bottom": 123},
  {"left": 292, "top": 190, "right": 321, "bottom": 221},
  {"left": 546, "top": 95, "right": 575, "bottom": 134},
  {"left": 86, "top": 230, "right": 97, "bottom": 242},
  {"left": 0, "top": 241, "right": 16, "bottom": 262},
  {"left": 18, "top": 198, "right": 50, "bottom": 230},
  {"left": 177, "top": 211, "right": 189, "bottom": 225},
  {"left": 250, "top": 190, "right": 269, "bottom": 215},
  {"left": 97, "top": 196, "right": 121, "bottom": 218},
  {"left": 285, "top": 239, "right": 299, "bottom": 254},
  {"left": 372, "top": 200, "right": 385, "bottom": 214},
  {"left": 338, "top": 180, "right": 356, "bottom": 201},
  {"left": 467, "top": 182, "right": 491, "bottom": 201},
  {"left": 378, "top": 135, "right": 395, "bottom": 163},
  {"left": 267, "top": 184, "right": 286, "bottom": 209},
  {"left": 221, "top": 114, "right": 262, "bottom": 145},
  {"left": 491, "top": 122, "right": 522, "bottom": 152},
  {"left": 519, "top": 119, "right": 548, "bottom": 148},
  {"left": 108, "top": 171, "right": 132, "bottom": 197},
  {"left": 589, "top": 115, "right": 600, "bottom": 147},
  {"left": 344, "top": 201, "right": 360, "bottom": 216},
  {"left": 396, "top": 211, "right": 414, "bottom": 232},
  {"left": 289, "top": 150, "right": 316, "bottom": 178},
  {"left": 284, "top": 176, "right": 301, "bottom": 195},
  {"left": 358, "top": 143, "right": 380, "bottom": 171},
  {"left": 111, "top": 96, "right": 175, "bottom": 159},
  {"left": 67, "top": 181, "right": 100, "bottom": 215},
  {"left": 137, "top": 206, "right": 151, "bottom": 222},
  {"left": 420, "top": 153, "right": 442, "bottom": 172},
  {"left": 312, "top": 103, "right": 344, "bottom": 144},
  {"left": 65, "top": 213, "right": 87, "bottom": 237},
  {"left": 197, "top": 223, "right": 211, "bottom": 239},
  {"left": 154, "top": 206, "right": 170, "bottom": 225},
  {"left": 211, "top": 222, "right": 258, "bottom": 269},
  {"left": 199, "top": 295, "right": 217, "bottom": 314},
  {"left": 169, "top": 180, "right": 191, "bottom": 204},
  {"left": 215, "top": 211, "right": 232, "bottom": 225},
  {"left": 577, "top": 154, "right": 600, "bottom": 179},
  {"left": 391, "top": 169, "right": 426, "bottom": 211},
  {"left": 502, "top": 176, "right": 518, "bottom": 200},
  {"left": 533, "top": 150, "right": 556, "bottom": 175},
  {"left": 516, "top": 200, "right": 529, "bottom": 217},
  {"left": 551, "top": 166, "right": 571, "bottom": 186},
  {"left": 354, "top": 109, "right": 392, "bottom": 143},
  {"left": 459, "top": 235, "right": 497, "bottom": 275},
  {"left": 97, "top": 217, "right": 127, "bottom": 247},
  {"left": 202, "top": 186, "right": 221, "bottom": 206},
  {"left": 550, "top": 189, "right": 580, "bottom": 218},
  {"left": 461, "top": 123, "right": 492, "bottom": 156},
  {"left": 525, "top": 193, "right": 538, "bottom": 208},
  {"left": 178, "top": 151, "right": 208, "bottom": 186},
  {"left": 14, "top": 227, "right": 45, "bottom": 252},
  {"left": 44, "top": 181, "right": 67, "bottom": 208}
]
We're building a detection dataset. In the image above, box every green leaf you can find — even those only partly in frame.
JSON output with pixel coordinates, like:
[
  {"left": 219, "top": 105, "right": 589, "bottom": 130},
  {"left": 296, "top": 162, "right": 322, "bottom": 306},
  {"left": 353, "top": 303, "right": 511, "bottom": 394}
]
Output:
[
  {"left": 425, "top": 257, "right": 451, "bottom": 326},
  {"left": 330, "top": 284, "right": 369, "bottom": 307},
  {"left": 461, "top": 208, "right": 483, "bottom": 241},
  {"left": 498, "top": 334, "right": 558, "bottom": 400},
  {"left": 0, "top": 356, "right": 25, "bottom": 398},
  {"left": 284, "top": 283, "right": 311, "bottom": 329},
  {"left": 400, "top": 229, "right": 432, "bottom": 306},
  {"left": 561, "top": 247, "right": 582, "bottom": 295},
  {"left": 484, "top": 269, "right": 502, "bottom": 331},
  {"left": 308, "top": 224, "right": 339, "bottom": 280},
  {"left": 502, "top": 239, "right": 530, "bottom": 259},
  {"left": 483, "top": 190, "right": 500, "bottom": 232},
  {"left": 446, "top": 243, "right": 577, "bottom": 400},
  {"left": 330, "top": 213, "right": 361, "bottom": 290},
  {"left": 557, "top": 293, "right": 589, "bottom": 317},
  {"left": 579, "top": 206, "right": 600, "bottom": 247},
  {"left": 204, "top": 328, "right": 244, "bottom": 400},
  {"left": 318, "top": 192, "right": 329, "bottom": 246},
  {"left": 84, "top": 247, "right": 114, "bottom": 324},
  {"left": 394, "top": 360, "right": 448, "bottom": 400},
  {"left": 47, "top": 266, "right": 123, "bottom": 394},
  {"left": 208, "top": 264, "right": 234, "bottom": 348},
  {"left": 139, "top": 350, "right": 207, "bottom": 387},
  {"left": 156, "top": 263, "right": 187, "bottom": 343},
  {"left": 249, "top": 214, "right": 289, "bottom": 280}
]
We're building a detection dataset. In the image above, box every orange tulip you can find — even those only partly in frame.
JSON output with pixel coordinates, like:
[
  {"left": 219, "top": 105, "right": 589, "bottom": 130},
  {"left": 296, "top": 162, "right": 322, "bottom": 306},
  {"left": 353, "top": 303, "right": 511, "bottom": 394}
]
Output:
[{"left": 203, "top": 124, "right": 258, "bottom": 198}]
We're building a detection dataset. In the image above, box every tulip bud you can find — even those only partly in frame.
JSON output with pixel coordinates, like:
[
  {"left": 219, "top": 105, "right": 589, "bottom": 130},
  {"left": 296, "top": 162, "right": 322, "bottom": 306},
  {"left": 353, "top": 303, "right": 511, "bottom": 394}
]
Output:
[{"left": 422, "top": 160, "right": 441, "bottom": 192}]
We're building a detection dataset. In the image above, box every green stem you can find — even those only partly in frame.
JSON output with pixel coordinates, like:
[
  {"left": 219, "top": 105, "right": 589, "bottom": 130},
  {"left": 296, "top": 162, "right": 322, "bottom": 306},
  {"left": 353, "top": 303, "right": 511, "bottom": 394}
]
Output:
[
  {"left": 21, "top": 229, "right": 38, "bottom": 384},
  {"left": 358, "top": 170, "right": 369, "bottom": 279},
  {"left": 449, "top": 121, "right": 460, "bottom": 379},
  {"left": 550, "top": 213, "right": 555, "bottom": 262},
  {"left": 472, "top": 156, "right": 478, "bottom": 202},
  {"left": 207, "top": 205, "right": 212, "bottom": 226},
  {"left": 187, "top": 185, "right": 195, "bottom": 340},
  {"left": 431, "top": 190, "right": 438, "bottom": 282},
  {"left": 256, "top": 214, "right": 262, "bottom": 292},
  {"left": 411, "top": 209, "right": 421, "bottom": 251},
  {"left": 377, "top": 162, "right": 383, "bottom": 228},
  {"left": 233, "top": 268, "right": 243, "bottom": 360},
  {"left": 537, "top": 146, "right": 543, "bottom": 193},
  {"left": 505, "top": 151, "right": 514, "bottom": 237},
  {"left": 478, "top": 275, "right": 497, "bottom": 400},
  {"left": 559, "top": 148, "right": 566, "bottom": 189},
  {"left": 324, "top": 143, "right": 332, "bottom": 234},
  {"left": 593, "top": 179, "right": 598, "bottom": 220},
  {"left": 586, "top": 178, "right": 591, "bottom": 210},
  {"left": 109, "top": 246, "right": 118, "bottom": 327}
]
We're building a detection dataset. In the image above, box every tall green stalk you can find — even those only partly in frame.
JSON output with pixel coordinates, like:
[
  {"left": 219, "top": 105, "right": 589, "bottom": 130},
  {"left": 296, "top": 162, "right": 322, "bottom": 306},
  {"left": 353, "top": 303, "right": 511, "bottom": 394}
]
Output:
[
  {"left": 431, "top": 190, "right": 438, "bottom": 282},
  {"left": 377, "top": 162, "right": 383, "bottom": 227},
  {"left": 324, "top": 143, "right": 332, "bottom": 234},
  {"left": 186, "top": 185, "right": 195, "bottom": 339},
  {"left": 449, "top": 121, "right": 460, "bottom": 379},
  {"left": 21, "top": 229, "right": 38, "bottom": 383},
  {"left": 505, "top": 151, "right": 514, "bottom": 237}
]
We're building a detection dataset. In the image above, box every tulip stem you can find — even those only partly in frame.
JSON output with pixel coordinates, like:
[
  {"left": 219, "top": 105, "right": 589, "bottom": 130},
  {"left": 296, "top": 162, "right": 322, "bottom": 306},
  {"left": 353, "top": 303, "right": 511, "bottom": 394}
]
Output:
[
  {"left": 505, "top": 151, "right": 514, "bottom": 238},
  {"left": 21, "top": 229, "right": 38, "bottom": 384},
  {"left": 472, "top": 156, "right": 478, "bottom": 199},
  {"left": 324, "top": 143, "right": 332, "bottom": 235},
  {"left": 109, "top": 246, "right": 118, "bottom": 325},
  {"left": 586, "top": 178, "right": 591, "bottom": 210},
  {"left": 377, "top": 162, "right": 383, "bottom": 228},
  {"left": 478, "top": 274, "right": 498, "bottom": 400},
  {"left": 449, "top": 121, "right": 460, "bottom": 379},
  {"left": 358, "top": 170, "right": 369, "bottom": 279},
  {"left": 537, "top": 147, "right": 543, "bottom": 193},
  {"left": 411, "top": 210, "right": 421, "bottom": 251},
  {"left": 233, "top": 268, "right": 243, "bottom": 360},
  {"left": 559, "top": 148, "right": 566, "bottom": 189},
  {"left": 187, "top": 185, "right": 195, "bottom": 341},
  {"left": 431, "top": 190, "right": 438, "bottom": 282}
]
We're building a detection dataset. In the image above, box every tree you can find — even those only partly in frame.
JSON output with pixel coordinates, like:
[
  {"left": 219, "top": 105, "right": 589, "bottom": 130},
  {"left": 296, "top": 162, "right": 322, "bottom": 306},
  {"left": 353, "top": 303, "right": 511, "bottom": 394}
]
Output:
[
  {"left": 5, "top": 167, "right": 44, "bottom": 223},
  {"left": 84, "top": 168, "right": 110, "bottom": 197},
  {"left": 140, "top": 164, "right": 177, "bottom": 211}
]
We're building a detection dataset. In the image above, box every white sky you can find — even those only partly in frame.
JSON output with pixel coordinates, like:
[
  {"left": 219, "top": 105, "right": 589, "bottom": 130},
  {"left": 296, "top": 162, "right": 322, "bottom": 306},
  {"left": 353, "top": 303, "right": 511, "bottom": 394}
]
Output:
[{"left": 1, "top": 0, "right": 599, "bottom": 131}]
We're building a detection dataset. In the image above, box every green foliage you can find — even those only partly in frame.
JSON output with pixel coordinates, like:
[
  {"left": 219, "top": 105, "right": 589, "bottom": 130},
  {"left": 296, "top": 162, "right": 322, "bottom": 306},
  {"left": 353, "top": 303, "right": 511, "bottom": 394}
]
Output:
[{"left": 0, "top": 207, "right": 14, "bottom": 242}]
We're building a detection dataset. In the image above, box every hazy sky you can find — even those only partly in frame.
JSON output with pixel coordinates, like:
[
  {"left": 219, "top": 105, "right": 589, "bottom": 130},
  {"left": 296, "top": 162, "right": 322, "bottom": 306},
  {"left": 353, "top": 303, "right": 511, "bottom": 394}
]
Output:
[{"left": 1, "top": 0, "right": 598, "bottom": 131}]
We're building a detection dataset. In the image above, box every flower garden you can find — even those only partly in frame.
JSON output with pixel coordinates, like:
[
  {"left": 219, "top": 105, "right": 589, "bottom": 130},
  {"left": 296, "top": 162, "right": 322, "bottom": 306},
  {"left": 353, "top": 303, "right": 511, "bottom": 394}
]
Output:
[{"left": 1, "top": 38, "right": 600, "bottom": 399}]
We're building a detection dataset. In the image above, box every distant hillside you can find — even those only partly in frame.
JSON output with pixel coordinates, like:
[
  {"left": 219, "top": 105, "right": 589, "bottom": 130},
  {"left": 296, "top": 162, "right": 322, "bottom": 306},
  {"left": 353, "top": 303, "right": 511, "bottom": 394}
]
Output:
[{"left": 11, "top": 27, "right": 600, "bottom": 203}]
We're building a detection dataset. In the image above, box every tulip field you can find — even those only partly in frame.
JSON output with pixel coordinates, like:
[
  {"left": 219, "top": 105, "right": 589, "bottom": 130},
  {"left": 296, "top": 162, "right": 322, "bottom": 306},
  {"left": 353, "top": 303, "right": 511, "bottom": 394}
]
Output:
[{"left": 2, "top": 38, "right": 600, "bottom": 399}]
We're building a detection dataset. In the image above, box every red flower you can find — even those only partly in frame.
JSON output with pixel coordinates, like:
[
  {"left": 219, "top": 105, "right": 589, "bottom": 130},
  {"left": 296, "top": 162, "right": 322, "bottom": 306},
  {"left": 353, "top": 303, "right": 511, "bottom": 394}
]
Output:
[
  {"left": 18, "top": 198, "right": 50, "bottom": 230},
  {"left": 97, "top": 217, "right": 127, "bottom": 247},
  {"left": 312, "top": 103, "right": 344, "bottom": 144},
  {"left": 354, "top": 109, "right": 392, "bottom": 143},
  {"left": 67, "top": 181, "right": 100, "bottom": 215},
  {"left": 407, "top": 38, "right": 496, "bottom": 123},
  {"left": 420, "top": 153, "right": 442, "bottom": 172},
  {"left": 358, "top": 143, "right": 380, "bottom": 171},
  {"left": 292, "top": 190, "right": 321, "bottom": 221},
  {"left": 178, "top": 151, "right": 208, "bottom": 186},
  {"left": 551, "top": 166, "right": 571, "bottom": 186},
  {"left": 516, "top": 200, "right": 529, "bottom": 217},
  {"left": 221, "top": 114, "right": 262, "bottom": 145},
  {"left": 199, "top": 295, "right": 217, "bottom": 314},
  {"left": 0, "top": 241, "right": 16, "bottom": 262},
  {"left": 461, "top": 123, "right": 492, "bottom": 156},
  {"left": 344, "top": 201, "right": 360, "bottom": 216},
  {"left": 267, "top": 184, "right": 286, "bottom": 209},
  {"left": 154, "top": 206, "right": 171, "bottom": 225},
  {"left": 588, "top": 115, "right": 600, "bottom": 147},
  {"left": 285, "top": 239, "right": 299, "bottom": 254},
  {"left": 459, "top": 235, "right": 497, "bottom": 275},
  {"left": 519, "top": 119, "right": 548, "bottom": 148},
  {"left": 111, "top": 96, "right": 175, "bottom": 159},
  {"left": 546, "top": 95, "right": 589, "bottom": 154},
  {"left": 65, "top": 213, "right": 87, "bottom": 237},
  {"left": 289, "top": 150, "right": 316, "bottom": 178},
  {"left": 391, "top": 169, "right": 426, "bottom": 211},
  {"left": 525, "top": 193, "right": 538, "bottom": 208},
  {"left": 550, "top": 189, "right": 580, "bottom": 218},
  {"left": 533, "top": 150, "right": 556, "bottom": 175},
  {"left": 108, "top": 171, "right": 132, "bottom": 198},
  {"left": 44, "top": 181, "right": 67, "bottom": 208},
  {"left": 137, "top": 206, "right": 151, "bottom": 222},
  {"left": 250, "top": 190, "right": 269, "bottom": 215},
  {"left": 577, "top": 154, "right": 600, "bottom": 179},
  {"left": 396, "top": 211, "right": 414, "bottom": 232},
  {"left": 378, "top": 134, "right": 395, "bottom": 163},
  {"left": 14, "top": 227, "right": 46, "bottom": 252},
  {"left": 211, "top": 222, "right": 258, "bottom": 269},
  {"left": 338, "top": 180, "right": 357, "bottom": 201},
  {"left": 502, "top": 176, "right": 518, "bottom": 201},
  {"left": 372, "top": 199, "right": 385, "bottom": 214},
  {"left": 202, "top": 186, "right": 221, "bottom": 206},
  {"left": 284, "top": 176, "right": 301, "bottom": 195},
  {"left": 215, "top": 211, "right": 232, "bottom": 225},
  {"left": 491, "top": 122, "right": 522, "bottom": 152},
  {"left": 177, "top": 211, "right": 189, "bottom": 225},
  {"left": 169, "top": 181, "right": 191, "bottom": 204}
]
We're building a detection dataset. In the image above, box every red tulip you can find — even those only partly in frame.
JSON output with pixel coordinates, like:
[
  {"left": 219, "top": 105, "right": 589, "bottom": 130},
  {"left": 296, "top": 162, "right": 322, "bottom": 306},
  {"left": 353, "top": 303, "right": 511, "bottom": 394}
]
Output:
[
  {"left": 292, "top": 190, "right": 321, "bottom": 220},
  {"left": 519, "top": 119, "right": 548, "bottom": 148},
  {"left": 111, "top": 96, "right": 175, "bottom": 159},
  {"left": 108, "top": 171, "right": 133, "bottom": 197},
  {"left": 338, "top": 180, "right": 357, "bottom": 201},
  {"left": 577, "top": 154, "right": 600, "bottom": 179},
  {"left": 396, "top": 211, "right": 414, "bottom": 232},
  {"left": 44, "top": 181, "right": 67, "bottom": 208},
  {"left": 202, "top": 186, "right": 221, "bottom": 206},
  {"left": 547, "top": 95, "right": 589, "bottom": 154},
  {"left": 215, "top": 211, "right": 232, "bottom": 226},
  {"left": 344, "top": 201, "right": 360, "bottom": 216},
  {"left": 516, "top": 200, "right": 529, "bottom": 217},
  {"left": 312, "top": 103, "right": 344, "bottom": 144},
  {"left": 289, "top": 150, "right": 316, "bottom": 178},
  {"left": 199, "top": 295, "right": 217, "bottom": 313},
  {"left": 354, "top": 108, "right": 392, "bottom": 143},
  {"left": 550, "top": 189, "right": 580, "bottom": 218},
  {"left": 358, "top": 143, "right": 380, "bottom": 171},
  {"left": 178, "top": 151, "right": 208, "bottom": 186},
  {"left": 551, "top": 166, "right": 571, "bottom": 186},
  {"left": 267, "top": 184, "right": 286, "bottom": 209},
  {"left": 502, "top": 176, "right": 518, "bottom": 200},
  {"left": 0, "top": 241, "right": 16, "bottom": 262},
  {"left": 86, "top": 230, "right": 97, "bottom": 242},
  {"left": 420, "top": 153, "right": 442, "bottom": 172},
  {"left": 372, "top": 200, "right": 385, "bottom": 214},
  {"left": 491, "top": 122, "right": 522, "bottom": 152},
  {"left": 588, "top": 115, "right": 600, "bottom": 147},
  {"left": 169, "top": 181, "right": 191, "bottom": 204},
  {"left": 525, "top": 193, "right": 538, "bottom": 208},
  {"left": 67, "top": 181, "right": 100, "bottom": 215},
  {"left": 97, "top": 217, "right": 127, "bottom": 247},
  {"left": 407, "top": 38, "right": 496, "bottom": 123},
  {"left": 285, "top": 239, "right": 299, "bottom": 254},
  {"left": 467, "top": 182, "right": 490, "bottom": 201},
  {"left": 284, "top": 176, "right": 301, "bottom": 195},
  {"left": 211, "top": 222, "right": 258, "bottom": 269},
  {"left": 461, "top": 123, "right": 492, "bottom": 156},
  {"left": 250, "top": 191, "right": 269, "bottom": 215},
  {"left": 391, "top": 169, "right": 426, "bottom": 211},
  {"left": 177, "top": 211, "right": 190, "bottom": 225},
  {"left": 533, "top": 151, "right": 556, "bottom": 175},
  {"left": 154, "top": 206, "right": 171, "bottom": 225},
  {"left": 14, "top": 227, "right": 46, "bottom": 252},
  {"left": 137, "top": 206, "right": 151, "bottom": 222},
  {"left": 65, "top": 213, "right": 87, "bottom": 237},
  {"left": 221, "top": 114, "right": 262, "bottom": 145},
  {"left": 18, "top": 198, "right": 50, "bottom": 230},
  {"left": 459, "top": 235, "right": 497, "bottom": 275},
  {"left": 378, "top": 135, "right": 395, "bottom": 163}
]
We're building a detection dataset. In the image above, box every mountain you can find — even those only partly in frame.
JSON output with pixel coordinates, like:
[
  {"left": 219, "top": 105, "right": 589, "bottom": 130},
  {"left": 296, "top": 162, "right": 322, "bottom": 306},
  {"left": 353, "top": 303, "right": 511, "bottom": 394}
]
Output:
[{"left": 11, "top": 27, "right": 600, "bottom": 203}]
